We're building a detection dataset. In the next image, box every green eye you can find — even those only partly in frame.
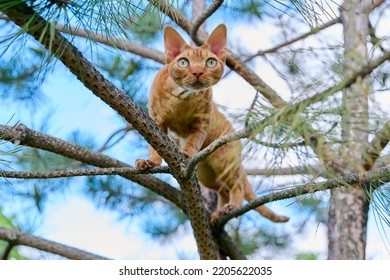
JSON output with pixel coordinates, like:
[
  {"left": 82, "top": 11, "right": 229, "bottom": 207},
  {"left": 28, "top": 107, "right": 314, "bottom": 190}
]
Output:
[
  {"left": 177, "top": 58, "right": 189, "bottom": 68},
  {"left": 206, "top": 58, "right": 217, "bottom": 68}
]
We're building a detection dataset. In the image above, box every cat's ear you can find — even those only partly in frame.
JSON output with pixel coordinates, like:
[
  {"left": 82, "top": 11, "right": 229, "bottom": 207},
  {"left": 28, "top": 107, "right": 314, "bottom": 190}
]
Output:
[
  {"left": 204, "top": 24, "right": 227, "bottom": 62},
  {"left": 164, "top": 26, "right": 189, "bottom": 64}
]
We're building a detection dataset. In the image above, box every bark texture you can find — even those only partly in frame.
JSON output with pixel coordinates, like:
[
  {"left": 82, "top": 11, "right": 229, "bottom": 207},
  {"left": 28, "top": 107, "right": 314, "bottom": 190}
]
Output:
[{"left": 327, "top": 0, "right": 373, "bottom": 260}]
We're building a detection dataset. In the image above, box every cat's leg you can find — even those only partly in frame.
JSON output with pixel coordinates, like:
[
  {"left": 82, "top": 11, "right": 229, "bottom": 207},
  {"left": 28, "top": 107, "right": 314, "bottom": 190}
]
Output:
[
  {"left": 182, "top": 119, "right": 208, "bottom": 158},
  {"left": 197, "top": 161, "right": 230, "bottom": 223},
  {"left": 135, "top": 122, "right": 166, "bottom": 170},
  {"left": 210, "top": 187, "right": 231, "bottom": 223},
  {"left": 201, "top": 146, "right": 246, "bottom": 222},
  {"left": 135, "top": 145, "right": 163, "bottom": 170}
]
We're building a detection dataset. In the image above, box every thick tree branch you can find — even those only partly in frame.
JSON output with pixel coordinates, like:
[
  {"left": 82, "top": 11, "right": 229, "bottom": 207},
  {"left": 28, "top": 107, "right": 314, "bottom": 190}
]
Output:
[
  {"left": 0, "top": 124, "right": 183, "bottom": 209},
  {"left": 0, "top": 227, "right": 108, "bottom": 260},
  {"left": 0, "top": 166, "right": 170, "bottom": 179},
  {"left": 213, "top": 165, "right": 390, "bottom": 231},
  {"left": 3, "top": 3, "right": 217, "bottom": 259}
]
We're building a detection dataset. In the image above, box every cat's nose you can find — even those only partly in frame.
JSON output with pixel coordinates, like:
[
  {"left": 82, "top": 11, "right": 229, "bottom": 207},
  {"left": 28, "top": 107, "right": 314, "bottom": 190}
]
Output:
[{"left": 192, "top": 71, "right": 204, "bottom": 79}]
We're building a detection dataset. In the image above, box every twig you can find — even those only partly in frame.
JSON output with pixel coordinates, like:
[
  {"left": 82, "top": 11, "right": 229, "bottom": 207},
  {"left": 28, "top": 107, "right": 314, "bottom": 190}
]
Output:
[
  {"left": 213, "top": 165, "right": 390, "bottom": 231},
  {"left": 97, "top": 125, "right": 132, "bottom": 153},
  {"left": 254, "top": 17, "right": 341, "bottom": 57},
  {"left": 245, "top": 164, "right": 326, "bottom": 177},
  {"left": 0, "top": 227, "right": 108, "bottom": 260}
]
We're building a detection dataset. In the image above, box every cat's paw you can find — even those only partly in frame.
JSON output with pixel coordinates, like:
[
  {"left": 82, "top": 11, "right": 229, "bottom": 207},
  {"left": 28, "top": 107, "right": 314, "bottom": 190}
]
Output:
[
  {"left": 135, "top": 159, "right": 159, "bottom": 170},
  {"left": 182, "top": 150, "right": 192, "bottom": 159},
  {"left": 210, "top": 204, "right": 234, "bottom": 224},
  {"left": 222, "top": 203, "right": 234, "bottom": 214}
]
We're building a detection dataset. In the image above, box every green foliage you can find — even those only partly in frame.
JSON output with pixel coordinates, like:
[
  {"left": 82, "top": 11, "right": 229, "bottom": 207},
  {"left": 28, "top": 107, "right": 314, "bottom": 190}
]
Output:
[
  {"left": 0, "top": 208, "right": 29, "bottom": 259},
  {"left": 295, "top": 252, "right": 318, "bottom": 260},
  {"left": 0, "top": 56, "right": 44, "bottom": 108},
  {"left": 127, "top": 9, "right": 162, "bottom": 43},
  {"left": 229, "top": 0, "right": 265, "bottom": 19},
  {"left": 96, "top": 54, "right": 149, "bottom": 111}
]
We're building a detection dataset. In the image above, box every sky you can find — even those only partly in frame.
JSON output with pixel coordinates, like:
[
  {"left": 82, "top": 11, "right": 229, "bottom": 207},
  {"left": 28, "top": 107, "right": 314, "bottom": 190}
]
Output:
[{"left": 1, "top": 1, "right": 390, "bottom": 260}]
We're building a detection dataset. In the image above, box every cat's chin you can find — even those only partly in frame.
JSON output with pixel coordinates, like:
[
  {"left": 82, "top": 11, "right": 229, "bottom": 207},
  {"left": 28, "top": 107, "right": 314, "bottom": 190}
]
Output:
[
  {"left": 190, "top": 81, "right": 209, "bottom": 90},
  {"left": 178, "top": 82, "right": 210, "bottom": 92}
]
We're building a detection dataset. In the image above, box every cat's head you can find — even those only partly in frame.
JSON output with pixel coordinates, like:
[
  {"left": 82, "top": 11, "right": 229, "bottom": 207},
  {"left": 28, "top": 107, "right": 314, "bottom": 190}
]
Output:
[{"left": 164, "top": 24, "right": 227, "bottom": 91}]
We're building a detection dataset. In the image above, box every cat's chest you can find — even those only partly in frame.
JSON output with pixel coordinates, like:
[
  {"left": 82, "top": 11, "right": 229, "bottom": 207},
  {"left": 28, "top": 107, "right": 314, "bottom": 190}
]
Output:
[{"left": 163, "top": 90, "right": 211, "bottom": 135}]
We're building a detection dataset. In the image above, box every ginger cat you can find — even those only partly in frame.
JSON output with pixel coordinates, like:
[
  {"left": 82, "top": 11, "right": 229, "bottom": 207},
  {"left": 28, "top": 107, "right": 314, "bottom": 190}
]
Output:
[{"left": 136, "top": 24, "right": 289, "bottom": 223}]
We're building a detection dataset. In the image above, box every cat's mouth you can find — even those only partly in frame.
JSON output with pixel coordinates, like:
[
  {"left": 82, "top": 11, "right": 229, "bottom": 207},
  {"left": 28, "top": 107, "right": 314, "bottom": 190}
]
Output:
[
  {"left": 176, "top": 77, "right": 212, "bottom": 91},
  {"left": 191, "top": 81, "right": 207, "bottom": 90}
]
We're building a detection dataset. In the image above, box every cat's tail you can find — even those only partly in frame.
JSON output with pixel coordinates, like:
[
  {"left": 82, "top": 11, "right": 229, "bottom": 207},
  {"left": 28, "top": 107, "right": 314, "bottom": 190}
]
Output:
[{"left": 243, "top": 177, "right": 289, "bottom": 223}]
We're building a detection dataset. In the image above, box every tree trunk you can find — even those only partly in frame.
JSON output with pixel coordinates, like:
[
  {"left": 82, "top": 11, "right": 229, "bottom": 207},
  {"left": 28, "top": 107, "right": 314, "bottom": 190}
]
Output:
[{"left": 327, "top": 0, "right": 372, "bottom": 259}]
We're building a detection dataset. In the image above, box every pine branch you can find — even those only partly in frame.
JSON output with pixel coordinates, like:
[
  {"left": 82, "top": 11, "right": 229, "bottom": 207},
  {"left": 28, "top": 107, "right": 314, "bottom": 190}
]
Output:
[
  {"left": 213, "top": 165, "right": 390, "bottom": 231},
  {"left": 3, "top": 3, "right": 217, "bottom": 259},
  {"left": 255, "top": 17, "right": 341, "bottom": 56},
  {"left": 0, "top": 123, "right": 183, "bottom": 209},
  {"left": 0, "top": 227, "right": 108, "bottom": 260},
  {"left": 190, "top": 0, "right": 224, "bottom": 40},
  {"left": 0, "top": 166, "right": 170, "bottom": 179},
  {"left": 57, "top": 24, "right": 165, "bottom": 64},
  {"left": 364, "top": 119, "right": 390, "bottom": 169},
  {"left": 149, "top": 0, "right": 191, "bottom": 33},
  {"left": 246, "top": 164, "right": 326, "bottom": 177}
]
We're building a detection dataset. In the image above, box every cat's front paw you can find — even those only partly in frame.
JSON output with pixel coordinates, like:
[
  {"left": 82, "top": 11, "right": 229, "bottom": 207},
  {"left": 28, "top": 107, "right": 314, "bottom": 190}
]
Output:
[
  {"left": 135, "top": 159, "right": 159, "bottom": 170},
  {"left": 182, "top": 150, "right": 192, "bottom": 158}
]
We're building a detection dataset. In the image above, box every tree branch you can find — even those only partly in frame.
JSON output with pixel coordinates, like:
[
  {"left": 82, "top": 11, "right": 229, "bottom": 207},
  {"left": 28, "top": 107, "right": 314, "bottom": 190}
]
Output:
[
  {"left": 3, "top": 3, "right": 218, "bottom": 259},
  {"left": 364, "top": 119, "right": 390, "bottom": 169},
  {"left": 150, "top": 0, "right": 192, "bottom": 34},
  {"left": 255, "top": 17, "right": 341, "bottom": 57},
  {"left": 0, "top": 124, "right": 183, "bottom": 209},
  {"left": 0, "top": 166, "right": 170, "bottom": 179},
  {"left": 57, "top": 24, "right": 165, "bottom": 64},
  {"left": 246, "top": 164, "right": 326, "bottom": 177},
  {"left": 190, "top": 0, "right": 224, "bottom": 40},
  {"left": 213, "top": 165, "right": 390, "bottom": 231},
  {"left": 0, "top": 227, "right": 108, "bottom": 260}
]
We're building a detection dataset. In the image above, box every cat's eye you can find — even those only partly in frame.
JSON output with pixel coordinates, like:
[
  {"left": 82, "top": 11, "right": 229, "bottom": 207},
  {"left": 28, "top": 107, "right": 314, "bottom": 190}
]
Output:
[
  {"left": 206, "top": 58, "right": 217, "bottom": 68},
  {"left": 177, "top": 58, "right": 189, "bottom": 68}
]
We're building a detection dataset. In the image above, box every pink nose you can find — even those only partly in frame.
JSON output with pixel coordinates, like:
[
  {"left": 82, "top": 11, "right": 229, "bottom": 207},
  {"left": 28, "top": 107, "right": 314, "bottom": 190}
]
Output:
[{"left": 192, "top": 71, "right": 204, "bottom": 79}]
